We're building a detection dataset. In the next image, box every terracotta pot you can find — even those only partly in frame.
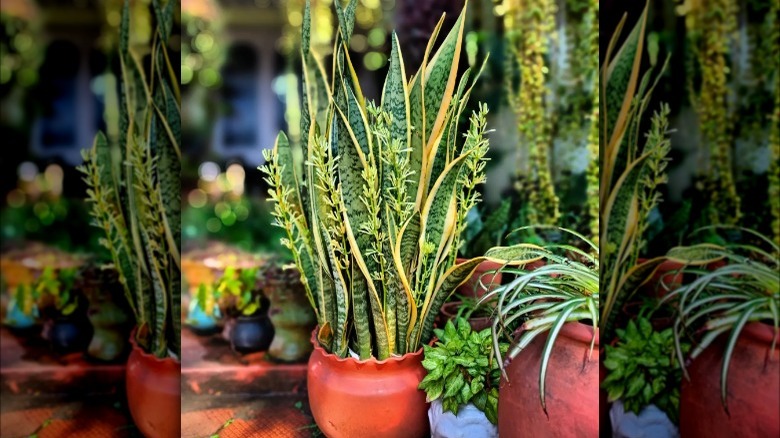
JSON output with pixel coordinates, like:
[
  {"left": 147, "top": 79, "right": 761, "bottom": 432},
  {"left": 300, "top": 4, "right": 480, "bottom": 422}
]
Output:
[
  {"left": 307, "top": 329, "right": 429, "bottom": 438},
  {"left": 126, "top": 329, "right": 181, "bottom": 438},
  {"left": 264, "top": 273, "right": 317, "bottom": 362},
  {"left": 499, "top": 322, "right": 599, "bottom": 438},
  {"left": 439, "top": 301, "right": 492, "bottom": 332},
  {"left": 680, "top": 322, "right": 779, "bottom": 437},
  {"left": 456, "top": 258, "right": 503, "bottom": 298},
  {"left": 638, "top": 259, "right": 684, "bottom": 298}
]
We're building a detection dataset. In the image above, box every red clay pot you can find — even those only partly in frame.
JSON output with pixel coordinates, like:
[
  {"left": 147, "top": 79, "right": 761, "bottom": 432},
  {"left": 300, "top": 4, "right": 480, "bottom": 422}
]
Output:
[
  {"left": 680, "top": 322, "right": 779, "bottom": 437},
  {"left": 307, "top": 330, "right": 429, "bottom": 438},
  {"left": 126, "top": 329, "right": 181, "bottom": 438},
  {"left": 499, "top": 322, "right": 599, "bottom": 438},
  {"left": 456, "top": 258, "right": 503, "bottom": 298}
]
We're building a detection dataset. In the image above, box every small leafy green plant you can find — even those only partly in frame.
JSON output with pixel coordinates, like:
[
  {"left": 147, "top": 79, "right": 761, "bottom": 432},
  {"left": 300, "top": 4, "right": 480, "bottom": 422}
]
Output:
[
  {"left": 419, "top": 317, "right": 505, "bottom": 424},
  {"left": 35, "top": 267, "right": 79, "bottom": 316},
  {"left": 601, "top": 316, "right": 689, "bottom": 424},
  {"left": 215, "top": 267, "right": 261, "bottom": 316},
  {"left": 194, "top": 266, "right": 262, "bottom": 317}
]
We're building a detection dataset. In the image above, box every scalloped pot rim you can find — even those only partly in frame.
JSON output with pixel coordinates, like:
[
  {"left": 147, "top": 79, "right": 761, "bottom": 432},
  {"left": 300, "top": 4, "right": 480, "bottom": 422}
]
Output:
[
  {"left": 129, "top": 327, "right": 181, "bottom": 365},
  {"left": 309, "top": 328, "right": 424, "bottom": 366}
]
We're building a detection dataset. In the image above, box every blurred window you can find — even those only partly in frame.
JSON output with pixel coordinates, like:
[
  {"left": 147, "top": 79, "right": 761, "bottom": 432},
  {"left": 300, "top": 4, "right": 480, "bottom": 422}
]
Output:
[{"left": 220, "top": 43, "right": 258, "bottom": 148}]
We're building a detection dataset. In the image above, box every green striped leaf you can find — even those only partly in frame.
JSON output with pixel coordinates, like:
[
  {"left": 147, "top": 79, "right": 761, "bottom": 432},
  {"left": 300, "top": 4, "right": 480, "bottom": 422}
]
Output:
[{"left": 381, "top": 32, "right": 410, "bottom": 158}]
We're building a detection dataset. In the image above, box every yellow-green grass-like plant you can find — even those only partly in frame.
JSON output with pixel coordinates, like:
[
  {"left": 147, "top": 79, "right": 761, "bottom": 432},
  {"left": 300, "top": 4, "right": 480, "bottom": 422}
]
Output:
[
  {"left": 261, "top": 0, "right": 536, "bottom": 360},
  {"left": 79, "top": 0, "right": 181, "bottom": 359}
]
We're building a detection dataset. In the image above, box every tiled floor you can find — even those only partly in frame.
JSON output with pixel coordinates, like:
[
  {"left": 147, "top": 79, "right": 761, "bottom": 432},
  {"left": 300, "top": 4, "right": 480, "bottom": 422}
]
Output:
[
  {"left": 1, "top": 327, "right": 136, "bottom": 437},
  {"left": 181, "top": 328, "right": 321, "bottom": 437}
]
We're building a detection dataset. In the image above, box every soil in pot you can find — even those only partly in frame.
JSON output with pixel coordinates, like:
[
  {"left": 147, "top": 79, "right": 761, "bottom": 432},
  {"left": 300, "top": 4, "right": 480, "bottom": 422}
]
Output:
[
  {"left": 230, "top": 312, "right": 275, "bottom": 354},
  {"left": 307, "top": 329, "right": 429, "bottom": 438},
  {"left": 126, "top": 329, "right": 181, "bottom": 438},
  {"left": 499, "top": 322, "right": 599, "bottom": 438},
  {"left": 263, "top": 268, "right": 316, "bottom": 362},
  {"left": 48, "top": 316, "right": 93, "bottom": 355},
  {"left": 456, "top": 258, "right": 503, "bottom": 298},
  {"left": 679, "top": 322, "right": 779, "bottom": 437}
]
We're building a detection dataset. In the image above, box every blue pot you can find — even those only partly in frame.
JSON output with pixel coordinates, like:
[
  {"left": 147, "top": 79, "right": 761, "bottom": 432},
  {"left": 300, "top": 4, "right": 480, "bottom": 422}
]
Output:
[
  {"left": 49, "top": 316, "right": 93, "bottom": 354},
  {"left": 3, "top": 298, "right": 40, "bottom": 335},
  {"left": 186, "top": 297, "right": 222, "bottom": 335}
]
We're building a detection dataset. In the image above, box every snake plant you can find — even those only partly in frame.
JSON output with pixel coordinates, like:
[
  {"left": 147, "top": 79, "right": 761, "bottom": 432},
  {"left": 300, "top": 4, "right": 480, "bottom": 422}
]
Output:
[
  {"left": 79, "top": 0, "right": 181, "bottom": 359},
  {"left": 599, "top": 4, "right": 677, "bottom": 342},
  {"left": 482, "top": 226, "right": 599, "bottom": 412},
  {"left": 261, "top": 0, "right": 532, "bottom": 360},
  {"left": 661, "top": 226, "right": 780, "bottom": 412}
]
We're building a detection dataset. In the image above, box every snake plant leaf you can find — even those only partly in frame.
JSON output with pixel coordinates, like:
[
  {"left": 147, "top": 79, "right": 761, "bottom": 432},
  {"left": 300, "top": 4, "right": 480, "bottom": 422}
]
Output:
[
  {"left": 382, "top": 32, "right": 411, "bottom": 155},
  {"left": 302, "top": 0, "right": 311, "bottom": 57},
  {"left": 602, "top": 5, "right": 648, "bottom": 193},
  {"left": 408, "top": 15, "right": 445, "bottom": 209},
  {"left": 344, "top": 82, "right": 372, "bottom": 160},
  {"left": 393, "top": 213, "right": 421, "bottom": 346},
  {"left": 342, "top": 200, "right": 391, "bottom": 358},
  {"left": 602, "top": 152, "right": 652, "bottom": 293},
  {"left": 152, "top": 0, "right": 173, "bottom": 43},
  {"left": 139, "top": 225, "right": 168, "bottom": 357},
  {"left": 334, "top": 0, "right": 357, "bottom": 45},
  {"left": 324, "top": 228, "right": 350, "bottom": 356},
  {"left": 418, "top": 257, "right": 487, "bottom": 344},
  {"left": 153, "top": 82, "right": 181, "bottom": 259},
  {"left": 420, "top": 153, "right": 472, "bottom": 260},
  {"left": 275, "top": 132, "right": 305, "bottom": 218},
  {"left": 350, "top": 257, "right": 372, "bottom": 358},
  {"left": 422, "top": 1, "right": 466, "bottom": 155},
  {"left": 601, "top": 257, "right": 664, "bottom": 339}
]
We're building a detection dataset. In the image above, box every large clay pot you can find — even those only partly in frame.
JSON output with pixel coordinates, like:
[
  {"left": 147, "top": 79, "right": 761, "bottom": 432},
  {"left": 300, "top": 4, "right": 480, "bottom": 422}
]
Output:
[
  {"left": 642, "top": 259, "right": 684, "bottom": 298},
  {"left": 307, "top": 330, "right": 429, "bottom": 438},
  {"left": 126, "top": 329, "right": 181, "bottom": 438},
  {"left": 263, "top": 270, "right": 317, "bottom": 362},
  {"left": 679, "top": 322, "right": 779, "bottom": 437},
  {"left": 499, "top": 322, "right": 599, "bottom": 438},
  {"left": 456, "top": 258, "right": 503, "bottom": 298}
]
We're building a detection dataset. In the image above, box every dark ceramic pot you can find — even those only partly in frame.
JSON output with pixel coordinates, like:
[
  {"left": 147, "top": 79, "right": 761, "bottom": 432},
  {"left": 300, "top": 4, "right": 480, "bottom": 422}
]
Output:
[
  {"left": 230, "top": 314, "right": 275, "bottom": 354},
  {"left": 49, "top": 316, "right": 93, "bottom": 355}
]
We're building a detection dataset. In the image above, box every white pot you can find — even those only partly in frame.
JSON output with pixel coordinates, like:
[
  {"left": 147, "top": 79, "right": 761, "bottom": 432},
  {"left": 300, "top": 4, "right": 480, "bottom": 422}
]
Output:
[
  {"left": 428, "top": 399, "right": 498, "bottom": 438},
  {"left": 610, "top": 400, "right": 679, "bottom": 438}
]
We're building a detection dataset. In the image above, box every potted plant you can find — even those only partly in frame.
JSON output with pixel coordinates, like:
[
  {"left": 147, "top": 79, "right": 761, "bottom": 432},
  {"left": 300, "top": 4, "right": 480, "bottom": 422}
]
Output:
[
  {"left": 454, "top": 201, "right": 512, "bottom": 297},
  {"left": 419, "top": 317, "right": 503, "bottom": 438},
  {"left": 79, "top": 1, "right": 180, "bottom": 436},
  {"left": 214, "top": 266, "right": 274, "bottom": 354},
  {"left": 483, "top": 228, "right": 599, "bottom": 437},
  {"left": 602, "top": 316, "right": 688, "bottom": 438},
  {"left": 77, "top": 263, "right": 132, "bottom": 362},
  {"left": 259, "top": 262, "right": 317, "bottom": 363},
  {"left": 260, "top": 1, "right": 531, "bottom": 436},
  {"left": 661, "top": 227, "right": 779, "bottom": 437},
  {"left": 35, "top": 266, "right": 93, "bottom": 355},
  {"left": 439, "top": 293, "right": 495, "bottom": 332}
]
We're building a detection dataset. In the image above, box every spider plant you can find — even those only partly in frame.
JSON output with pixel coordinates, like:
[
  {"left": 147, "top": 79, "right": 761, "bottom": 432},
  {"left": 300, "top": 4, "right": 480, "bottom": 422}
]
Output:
[
  {"left": 661, "top": 226, "right": 780, "bottom": 412},
  {"left": 261, "top": 0, "right": 535, "bottom": 360},
  {"left": 79, "top": 0, "right": 181, "bottom": 359},
  {"left": 481, "top": 226, "right": 599, "bottom": 411}
]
